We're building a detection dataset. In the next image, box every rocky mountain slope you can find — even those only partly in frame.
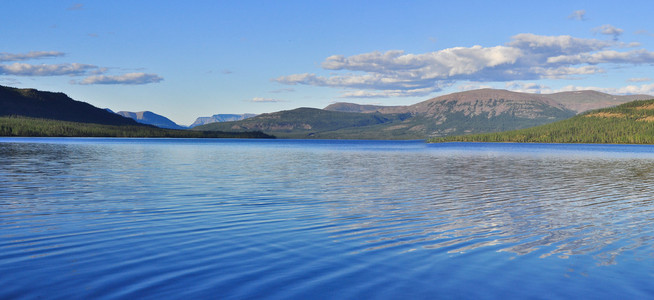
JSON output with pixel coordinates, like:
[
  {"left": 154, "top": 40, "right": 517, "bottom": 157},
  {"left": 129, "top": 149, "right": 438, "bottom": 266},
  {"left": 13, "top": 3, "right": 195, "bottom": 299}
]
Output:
[
  {"left": 431, "top": 98, "right": 654, "bottom": 144},
  {"left": 202, "top": 89, "right": 601, "bottom": 139},
  {"left": 116, "top": 111, "right": 186, "bottom": 129},
  {"left": 193, "top": 107, "right": 411, "bottom": 139},
  {"left": 190, "top": 114, "right": 257, "bottom": 127}
]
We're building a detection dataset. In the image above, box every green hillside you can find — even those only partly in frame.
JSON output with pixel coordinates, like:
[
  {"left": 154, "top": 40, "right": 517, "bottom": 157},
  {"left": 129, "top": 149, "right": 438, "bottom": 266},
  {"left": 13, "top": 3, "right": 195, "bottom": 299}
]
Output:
[
  {"left": 0, "top": 85, "right": 272, "bottom": 138},
  {"left": 193, "top": 107, "right": 413, "bottom": 139},
  {"left": 0, "top": 85, "right": 138, "bottom": 125},
  {"left": 0, "top": 116, "right": 273, "bottom": 138},
  {"left": 198, "top": 90, "right": 582, "bottom": 139},
  {"left": 429, "top": 99, "right": 654, "bottom": 144}
]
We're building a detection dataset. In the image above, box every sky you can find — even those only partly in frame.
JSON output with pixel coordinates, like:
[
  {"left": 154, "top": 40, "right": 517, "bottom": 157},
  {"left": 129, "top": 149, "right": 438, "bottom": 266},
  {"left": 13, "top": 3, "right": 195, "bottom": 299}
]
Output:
[{"left": 2, "top": 0, "right": 654, "bottom": 126}]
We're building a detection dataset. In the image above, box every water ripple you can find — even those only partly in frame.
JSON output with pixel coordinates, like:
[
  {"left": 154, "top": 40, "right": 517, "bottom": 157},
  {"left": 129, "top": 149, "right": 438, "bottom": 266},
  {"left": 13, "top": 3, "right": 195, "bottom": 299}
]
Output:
[{"left": 1, "top": 139, "right": 654, "bottom": 298}]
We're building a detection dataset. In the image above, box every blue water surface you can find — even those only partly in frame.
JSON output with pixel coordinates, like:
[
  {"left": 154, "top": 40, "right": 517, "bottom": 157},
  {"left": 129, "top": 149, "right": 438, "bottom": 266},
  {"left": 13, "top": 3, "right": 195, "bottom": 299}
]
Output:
[{"left": 1, "top": 138, "right": 653, "bottom": 299}]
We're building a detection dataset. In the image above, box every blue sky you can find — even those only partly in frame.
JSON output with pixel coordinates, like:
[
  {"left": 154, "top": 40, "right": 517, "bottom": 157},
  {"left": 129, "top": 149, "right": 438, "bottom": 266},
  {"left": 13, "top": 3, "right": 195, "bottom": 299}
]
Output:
[{"left": 2, "top": 1, "right": 654, "bottom": 125}]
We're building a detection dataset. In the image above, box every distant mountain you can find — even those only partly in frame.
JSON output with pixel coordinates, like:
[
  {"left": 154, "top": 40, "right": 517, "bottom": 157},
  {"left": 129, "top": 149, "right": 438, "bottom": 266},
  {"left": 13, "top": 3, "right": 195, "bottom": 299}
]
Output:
[
  {"left": 328, "top": 90, "right": 652, "bottom": 115},
  {"left": 324, "top": 103, "right": 404, "bottom": 113},
  {"left": 0, "top": 85, "right": 273, "bottom": 138},
  {"left": 197, "top": 89, "right": 584, "bottom": 139},
  {"left": 116, "top": 111, "right": 186, "bottom": 129},
  {"left": 321, "top": 89, "right": 653, "bottom": 139},
  {"left": 0, "top": 85, "right": 138, "bottom": 126},
  {"left": 190, "top": 114, "right": 257, "bottom": 127},
  {"left": 431, "top": 98, "right": 654, "bottom": 144},
  {"left": 193, "top": 107, "right": 412, "bottom": 139},
  {"left": 545, "top": 90, "right": 651, "bottom": 113}
]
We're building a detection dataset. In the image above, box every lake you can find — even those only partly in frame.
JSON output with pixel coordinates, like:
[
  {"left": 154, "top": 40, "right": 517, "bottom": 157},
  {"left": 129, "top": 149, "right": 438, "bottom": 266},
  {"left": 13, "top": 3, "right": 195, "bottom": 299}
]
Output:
[{"left": 1, "top": 138, "right": 653, "bottom": 299}]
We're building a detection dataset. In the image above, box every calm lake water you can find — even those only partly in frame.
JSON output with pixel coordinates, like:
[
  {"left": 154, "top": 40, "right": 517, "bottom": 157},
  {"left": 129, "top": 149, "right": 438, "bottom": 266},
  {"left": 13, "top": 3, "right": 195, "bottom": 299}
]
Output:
[{"left": 1, "top": 138, "right": 653, "bottom": 299}]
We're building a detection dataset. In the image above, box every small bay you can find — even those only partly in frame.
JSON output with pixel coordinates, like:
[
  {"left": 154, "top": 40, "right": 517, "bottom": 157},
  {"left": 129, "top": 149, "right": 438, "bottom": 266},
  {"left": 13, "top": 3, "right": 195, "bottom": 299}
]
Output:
[{"left": 1, "top": 138, "right": 653, "bottom": 299}]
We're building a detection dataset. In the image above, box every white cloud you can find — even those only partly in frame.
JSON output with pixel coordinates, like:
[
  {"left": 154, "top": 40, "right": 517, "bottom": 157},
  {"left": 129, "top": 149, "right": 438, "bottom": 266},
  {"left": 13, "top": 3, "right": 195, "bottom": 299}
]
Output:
[
  {"left": 275, "top": 33, "right": 654, "bottom": 98},
  {"left": 457, "top": 84, "right": 493, "bottom": 92},
  {"left": 635, "top": 30, "right": 654, "bottom": 38},
  {"left": 559, "top": 84, "right": 654, "bottom": 95},
  {"left": 627, "top": 77, "right": 651, "bottom": 83},
  {"left": 529, "top": 66, "right": 605, "bottom": 79},
  {"left": 339, "top": 86, "right": 444, "bottom": 98},
  {"left": 546, "top": 49, "right": 654, "bottom": 65},
  {"left": 0, "top": 50, "right": 163, "bottom": 87},
  {"left": 77, "top": 73, "right": 163, "bottom": 85},
  {"left": 250, "top": 97, "right": 284, "bottom": 103},
  {"left": 0, "top": 62, "right": 99, "bottom": 76},
  {"left": 0, "top": 51, "right": 65, "bottom": 62},
  {"left": 505, "top": 82, "right": 551, "bottom": 94},
  {"left": 507, "top": 33, "right": 611, "bottom": 55},
  {"left": 269, "top": 88, "right": 295, "bottom": 93},
  {"left": 593, "top": 24, "right": 624, "bottom": 41},
  {"left": 568, "top": 10, "right": 586, "bottom": 21},
  {"left": 496, "top": 82, "right": 654, "bottom": 96}
]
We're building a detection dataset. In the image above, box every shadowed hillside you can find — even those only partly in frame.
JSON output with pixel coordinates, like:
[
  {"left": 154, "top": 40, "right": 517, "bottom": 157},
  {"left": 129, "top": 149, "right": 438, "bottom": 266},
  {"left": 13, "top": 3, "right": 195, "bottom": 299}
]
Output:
[
  {"left": 116, "top": 111, "right": 186, "bottom": 129},
  {"left": 0, "top": 85, "right": 137, "bottom": 125}
]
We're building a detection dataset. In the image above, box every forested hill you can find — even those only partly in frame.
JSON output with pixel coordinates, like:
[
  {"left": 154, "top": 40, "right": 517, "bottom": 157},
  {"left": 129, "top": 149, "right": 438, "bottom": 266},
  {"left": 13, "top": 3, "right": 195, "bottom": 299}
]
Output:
[
  {"left": 429, "top": 99, "right": 654, "bottom": 144},
  {"left": 0, "top": 85, "right": 273, "bottom": 138},
  {"left": 0, "top": 85, "right": 137, "bottom": 125}
]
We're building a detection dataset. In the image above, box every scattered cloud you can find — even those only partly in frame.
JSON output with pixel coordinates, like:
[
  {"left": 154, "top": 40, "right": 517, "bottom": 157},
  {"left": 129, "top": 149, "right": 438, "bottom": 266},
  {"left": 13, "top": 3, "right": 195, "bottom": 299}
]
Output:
[
  {"left": 270, "top": 88, "right": 295, "bottom": 93},
  {"left": 506, "top": 33, "right": 610, "bottom": 55},
  {"left": 593, "top": 24, "right": 623, "bottom": 41},
  {"left": 275, "top": 33, "right": 654, "bottom": 98},
  {"left": 77, "top": 73, "right": 164, "bottom": 85},
  {"left": 0, "top": 78, "right": 21, "bottom": 85},
  {"left": 635, "top": 30, "right": 654, "bottom": 38},
  {"left": 67, "top": 3, "right": 84, "bottom": 11},
  {"left": 249, "top": 97, "right": 284, "bottom": 103},
  {"left": 496, "top": 82, "right": 654, "bottom": 96},
  {"left": 0, "top": 50, "right": 163, "bottom": 86},
  {"left": 0, "top": 62, "right": 99, "bottom": 76},
  {"left": 546, "top": 49, "right": 654, "bottom": 65},
  {"left": 568, "top": 10, "right": 586, "bottom": 21},
  {"left": 627, "top": 77, "right": 651, "bottom": 83},
  {"left": 0, "top": 51, "right": 65, "bottom": 62},
  {"left": 457, "top": 84, "right": 493, "bottom": 92},
  {"left": 505, "top": 82, "right": 551, "bottom": 94},
  {"left": 221, "top": 69, "right": 233, "bottom": 74},
  {"left": 558, "top": 83, "right": 654, "bottom": 95}
]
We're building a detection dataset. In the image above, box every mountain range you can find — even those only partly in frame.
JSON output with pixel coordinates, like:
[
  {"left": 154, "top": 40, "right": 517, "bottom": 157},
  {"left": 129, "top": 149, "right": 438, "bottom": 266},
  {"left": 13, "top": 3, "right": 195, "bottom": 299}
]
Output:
[
  {"left": 195, "top": 89, "right": 652, "bottom": 139},
  {"left": 2, "top": 83, "right": 652, "bottom": 140},
  {"left": 0, "top": 85, "right": 272, "bottom": 138},
  {"left": 190, "top": 114, "right": 257, "bottom": 127},
  {"left": 111, "top": 111, "right": 257, "bottom": 128},
  {"left": 115, "top": 111, "right": 187, "bottom": 130}
]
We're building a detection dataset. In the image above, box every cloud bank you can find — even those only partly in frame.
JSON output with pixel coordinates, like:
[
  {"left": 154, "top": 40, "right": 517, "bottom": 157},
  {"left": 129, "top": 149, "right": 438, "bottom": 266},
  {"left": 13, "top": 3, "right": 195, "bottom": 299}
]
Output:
[
  {"left": 0, "top": 51, "right": 65, "bottom": 62},
  {"left": 77, "top": 73, "right": 163, "bottom": 85},
  {"left": 275, "top": 33, "right": 654, "bottom": 98},
  {"left": 0, "top": 62, "right": 99, "bottom": 76},
  {"left": 0, "top": 51, "right": 163, "bottom": 85}
]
